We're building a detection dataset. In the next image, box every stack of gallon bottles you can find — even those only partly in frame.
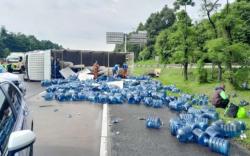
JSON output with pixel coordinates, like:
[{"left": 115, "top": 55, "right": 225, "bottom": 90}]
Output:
[
  {"left": 169, "top": 106, "right": 246, "bottom": 156},
  {"left": 41, "top": 76, "right": 181, "bottom": 107}
]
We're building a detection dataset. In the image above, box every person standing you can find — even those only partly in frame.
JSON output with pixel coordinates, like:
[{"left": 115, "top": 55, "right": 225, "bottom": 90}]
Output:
[
  {"left": 92, "top": 61, "right": 100, "bottom": 79},
  {"left": 122, "top": 63, "right": 128, "bottom": 78}
]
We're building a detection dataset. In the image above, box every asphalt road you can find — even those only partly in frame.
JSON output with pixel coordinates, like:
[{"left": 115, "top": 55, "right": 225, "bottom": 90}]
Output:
[
  {"left": 24, "top": 81, "right": 102, "bottom": 156},
  {"left": 20, "top": 76, "right": 249, "bottom": 156},
  {"left": 109, "top": 104, "right": 250, "bottom": 156}
]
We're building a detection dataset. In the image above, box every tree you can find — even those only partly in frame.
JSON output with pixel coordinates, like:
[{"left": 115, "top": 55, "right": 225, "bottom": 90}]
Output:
[
  {"left": 206, "top": 38, "right": 229, "bottom": 81},
  {"left": 201, "top": 0, "right": 221, "bottom": 38},
  {"left": 114, "top": 5, "right": 176, "bottom": 60},
  {"left": 0, "top": 26, "right": 62, "bottom": 56},
  {"left": 173, "top": 0, "right": 195, "bottom": 80}
]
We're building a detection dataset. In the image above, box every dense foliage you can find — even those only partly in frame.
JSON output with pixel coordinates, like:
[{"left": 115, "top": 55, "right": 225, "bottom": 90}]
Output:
[
  {"left": 117, "top": 0, "right": 250, "bottom": 86},
  {"left": 114, "top": 5, "right": 176, "bottom": 60},
  {"left": 0, "top": 27, "right": 62, "bottom": 58}
]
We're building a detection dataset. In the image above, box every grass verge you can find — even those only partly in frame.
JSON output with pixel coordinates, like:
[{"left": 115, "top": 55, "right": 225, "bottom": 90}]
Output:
[{"left": 133, "top": 65, "right": 250, "bottom": 149}]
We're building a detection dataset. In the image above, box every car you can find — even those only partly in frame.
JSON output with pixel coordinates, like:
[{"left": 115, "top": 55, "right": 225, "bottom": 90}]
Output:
[
  {"left": 0, "top": 65, "right": 26, "bottom": 95},
  {"left": 0, "top": 80, "right": 35, "bottom": 156}
]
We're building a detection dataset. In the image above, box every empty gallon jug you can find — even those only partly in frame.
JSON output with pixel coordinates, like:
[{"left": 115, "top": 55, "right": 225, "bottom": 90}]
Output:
[
  {"left": 191, "top": 99, "right": 198, "bottom": 105},
  {"left": 78, "top": 92, "right": 86, "bottom": 101},
  {"left": 146, "top": 117, "right": 162, "bottom": 129},
  {"left": 113, "top": 93, "right": 124, "bottom": 104},
  {"left": 186, "top": 122, "right": 200, "bottom": 130},
  {"left": 201, "top": 112, "right": 219, "bottom": 121},
  {"left": 43, "top": 92, "right": 54, "bottom": 101},
  {"left": 211, "top": 119, "right": 225, "bottom": 127},
  {"left": 195, "top": 117, "right": 209, "bottom": 125},
  {"left": 205, "top": 126, "right": 223, "bottom": 138},
  {"left": 97, "top": 94, "right": 108, "bottom": 104},
  {"left": 192, "top": 128, "right": 209, "bottom": 146},
  {"left": 221, "top": 124, "right": 239, "bottom": 138},
  {"left": 88, "top": 94, "right": 97, "bottom": 103},
  {"left": 108, "top": 95, "right": 116, "bottom": 104},
  {"left": 229, "top": 120, "right": 246, "bottom": 131},
  {"left": 176, "top": 126, "right": 194, "bottom": 143},
  {"left": 182, "top": 103, "right": 192, "bottom": 111},
  {"left": 143, "top": 97, "right": 153, "bottom": 107},
  {"left": 169, "top": 118, "right": 185, "bottom": 136},
  {"left": 179, "top": 113, "right": 194, "bottom": 122},
  {"left": 188, "top": 107, "right": 203, "bottom": 115},
  {"left": 201, "top": 105, "right": 216, "bottom": 113},
  {"left": 208, "top": 137, "right": 230, "bottom": 156},
  {"left": 195, "top": 118, "right": 209, "bottom": 131},
  {"left": 72, "top": 93, "right": 80, "bottom": 101},
  {"left": 56, "top": 93, "right": 67, "bottom": 102},
  {"left": 169, "top": 101, "right": 183, "bottom": 111},
  {"left": 152, "top": 99, "right": 163, "bottom": 108}
]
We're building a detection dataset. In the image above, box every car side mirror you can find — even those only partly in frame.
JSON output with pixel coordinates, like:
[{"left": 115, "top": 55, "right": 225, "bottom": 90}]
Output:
[{"left": 8, "top": 130, "right": 36, "bottom": 156}]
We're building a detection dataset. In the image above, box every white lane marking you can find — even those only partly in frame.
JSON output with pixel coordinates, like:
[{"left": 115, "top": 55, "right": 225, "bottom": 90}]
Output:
[{"left": 100, "top": 104, "right": 108, "bottom": 156}]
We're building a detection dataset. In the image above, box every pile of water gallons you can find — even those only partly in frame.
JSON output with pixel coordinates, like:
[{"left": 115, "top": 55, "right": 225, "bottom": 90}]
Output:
[
  {"left": 41, "top": 75, "right": 178, "bottom": 107},
  {"left": 41, "top": 75, "right": 246, "bottom": 156}
]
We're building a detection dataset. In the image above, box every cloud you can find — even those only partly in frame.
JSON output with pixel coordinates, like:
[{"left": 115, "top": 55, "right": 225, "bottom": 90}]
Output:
[{"left": 0, "top": 0, "right": 232, "bottom": 51}]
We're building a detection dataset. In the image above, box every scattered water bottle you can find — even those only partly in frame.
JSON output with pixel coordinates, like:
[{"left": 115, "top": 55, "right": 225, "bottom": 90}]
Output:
[
  {"left": 188, "top": 107, "right": 203, "bottom": 114},
  {"left": 205, "top": 126, "right": 223, "bottom": 138},
  {"left": 229, "top": 120, "right": 246, "bottom": 131},
  {"left": 211, "top": 120, "right": 225, "bottom": 127},
  {"left": 78, "top": 92, "right": 86, "bottom": 101},
  {"left": 176, "top": 126, "right": 194, "bottom": 143},
  {"left": 43, "top": 92, "right": 54, "bottom": 101},
  {"left": 221, "top": 124, "right": 239, "bottom": 138},
  {"left": 152, "top": 99, "right": 163, "bottom": 108},
  {"left": 179, "top": 113, "right": 194, "bottom": 122},
  {"left": 200, "top": 112, "right": 219, "bottom": 121},
  {"left": 169, "top": 101, "right": 184, "bottom": 111},
  {"left": 195, "top": 118, "right": 209, "bottom": 131},
  {"left": 208, "top": 137, "right": 230, "bottom": 156},
  {"left": 146, "top": 117, "right": 162, "bottom": 129},
  {"left": 169, "top": 118, "right": 185, "bottom": 136},
  {"left": 182, "top": 102, "right": 192, "bottom": 111},
  {"left": 192, "top": 128, "right": 209, "bottom": 146},
  {"left": 143, "top": 97, "right": 153, "bottom": 107}
]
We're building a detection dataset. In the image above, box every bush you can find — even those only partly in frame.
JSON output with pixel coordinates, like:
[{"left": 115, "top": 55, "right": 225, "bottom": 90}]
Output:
[
  {"left": 196, "top": 60, "right": 208, "bottom": 83},
  {"left": 231, "top": 67, "right": 250, "bottom": 89}
]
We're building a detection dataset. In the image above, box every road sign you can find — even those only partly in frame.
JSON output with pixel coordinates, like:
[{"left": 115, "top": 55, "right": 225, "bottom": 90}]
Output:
[
  {"left": 128, "top": 31, "right": 147, "bottom": 44},
  {"left": 106, "top": 32, "right": 124, "bottom": 44}
]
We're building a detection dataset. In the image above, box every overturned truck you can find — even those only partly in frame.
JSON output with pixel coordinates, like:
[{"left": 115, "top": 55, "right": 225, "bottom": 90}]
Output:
[{"left": 24, "top": 49, "right": 134, "bottom": 81}]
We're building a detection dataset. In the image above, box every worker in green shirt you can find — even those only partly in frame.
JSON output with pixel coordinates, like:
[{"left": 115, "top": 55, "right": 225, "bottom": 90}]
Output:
[{"left": 212, "top": 84, "right": 229, "bottom": 108}]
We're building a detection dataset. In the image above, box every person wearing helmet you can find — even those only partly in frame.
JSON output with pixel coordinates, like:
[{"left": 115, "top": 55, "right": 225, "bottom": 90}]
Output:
[{"left": 212, "top": 84, "right": 229, "bottom": 108}]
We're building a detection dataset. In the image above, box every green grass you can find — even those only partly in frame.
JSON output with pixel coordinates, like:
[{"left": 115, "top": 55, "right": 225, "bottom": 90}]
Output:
[
  {"left": 134, "top": 65, "right": 250, "bottom": 149},
  {"left": 135, "top": 59, "right": 158, "bottom": 65}
]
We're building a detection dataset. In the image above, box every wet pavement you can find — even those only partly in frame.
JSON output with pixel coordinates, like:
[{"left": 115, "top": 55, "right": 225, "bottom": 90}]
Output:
[
  {"left": 109, "top": 104, "right": 250, "bottom": 156},
  {"left": 24, "top": 81, "right": 102, "bottom": 156}
]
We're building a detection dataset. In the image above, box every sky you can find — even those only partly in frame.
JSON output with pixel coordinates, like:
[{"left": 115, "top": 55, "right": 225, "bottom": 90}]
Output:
[{"left": 0, "top": 0, "right": 234, "bottom": 51}]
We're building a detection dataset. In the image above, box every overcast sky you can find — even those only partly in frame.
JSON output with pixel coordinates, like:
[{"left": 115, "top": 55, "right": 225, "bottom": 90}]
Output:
[{"left": 0, "top": 0, "right": 233, "bottom": 51}]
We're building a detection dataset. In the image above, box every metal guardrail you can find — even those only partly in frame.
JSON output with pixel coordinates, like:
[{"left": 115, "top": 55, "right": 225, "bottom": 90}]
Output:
[{"left": 134, "top": 64, "right": 242, "bottom": 69}]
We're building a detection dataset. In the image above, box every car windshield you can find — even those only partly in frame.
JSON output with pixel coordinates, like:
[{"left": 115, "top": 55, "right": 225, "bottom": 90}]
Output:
[{"left": 6, "top": 57, "right": 19, "bottom": 63}]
